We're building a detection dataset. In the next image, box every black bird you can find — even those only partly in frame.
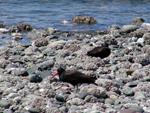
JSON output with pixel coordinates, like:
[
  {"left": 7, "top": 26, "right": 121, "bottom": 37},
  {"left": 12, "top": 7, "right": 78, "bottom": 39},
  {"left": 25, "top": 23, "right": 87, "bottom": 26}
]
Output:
[
  {"left": 51, "top": 66, "right": 96, "bottom": 85},
  {"left": 87, "top": 46, "right": 111, "bottom": 59}
]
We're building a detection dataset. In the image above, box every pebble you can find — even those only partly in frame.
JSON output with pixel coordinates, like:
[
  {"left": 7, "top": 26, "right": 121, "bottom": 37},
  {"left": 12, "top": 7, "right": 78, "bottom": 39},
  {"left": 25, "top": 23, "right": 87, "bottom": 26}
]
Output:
[
  {"left": 0, "top": 99, "right": 11, "bottom": 109},
  {"left": 122, "top": 87, "right": 134, "bottom": 96},
  {"left": 29, "top": 74, "right": 43, "bottom": 83}
]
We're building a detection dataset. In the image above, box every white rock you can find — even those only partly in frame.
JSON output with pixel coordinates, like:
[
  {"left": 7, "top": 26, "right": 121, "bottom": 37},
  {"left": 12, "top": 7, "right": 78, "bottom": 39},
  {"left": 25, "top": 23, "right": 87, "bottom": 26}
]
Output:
[
  {"left": 0, "top": 28, "right": 9, "bottom": 33},
  {"left": 141, "top": 23, "right": 150, "bottom": 31},
  {"left": 137, "top": 38, "right": 144, "bottom": 45}
]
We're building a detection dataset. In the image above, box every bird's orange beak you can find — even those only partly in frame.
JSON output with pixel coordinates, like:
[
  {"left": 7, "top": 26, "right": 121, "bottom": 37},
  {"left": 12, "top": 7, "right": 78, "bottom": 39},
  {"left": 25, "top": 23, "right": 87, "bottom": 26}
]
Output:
[{"left": 51, "top": 70, "right": 59, "bottom": 78}]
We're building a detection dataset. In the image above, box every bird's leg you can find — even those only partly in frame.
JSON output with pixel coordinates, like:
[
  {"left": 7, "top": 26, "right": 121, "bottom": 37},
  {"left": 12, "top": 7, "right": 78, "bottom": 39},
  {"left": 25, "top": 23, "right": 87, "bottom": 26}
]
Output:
[{"left": 74, "top": 84, "right": 80, "bottom": 93}]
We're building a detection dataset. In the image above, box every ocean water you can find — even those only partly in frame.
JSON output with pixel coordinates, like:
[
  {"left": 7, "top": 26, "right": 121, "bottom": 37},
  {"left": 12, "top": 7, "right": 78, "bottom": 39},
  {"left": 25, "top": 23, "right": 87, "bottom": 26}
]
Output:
[{"left": 0, "top": 0, "right": 150, "bottom": 31}]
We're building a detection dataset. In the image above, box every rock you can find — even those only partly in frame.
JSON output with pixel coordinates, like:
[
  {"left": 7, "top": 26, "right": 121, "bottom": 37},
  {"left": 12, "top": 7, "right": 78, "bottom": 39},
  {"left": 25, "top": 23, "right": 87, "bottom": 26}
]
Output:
[
  {"left": 142, "top": 33, "right": 150, "bottom": 45},
  {"left": 16, "top": 23, "right": 32, "bottom": 32},
  {"left": 3, "top": 109, "right": 13, "bottom": 113},
  {"left": 0, "top": 59, "right": 9, "bottom": 68},
  {"left": 137, "top": 38, "right": 144, "bottom": 45},
  {"left": 27, "top": 29, "right": 48, "bottom": 40},
  {"left": 0, "top": 28, "right": 9, "bottom": 33},
  {"left": 11, "top": 33, "right": 22, "bottom": 40},
  {"left": 67, "top": 98, "right": 84, "bottom": 105},
  {"left": 105, "top": 98, "right": 115, "bottom": 105},
  {"left": 28, "top": 108, "right": 40, "bottom": 113},
  {"left": 95, "top": 78, "right": 113, "bottom": 88},
  {"left": 120, "top": 109, "right": 143, "bottom": 113},
  {"left": 134, "top": 91, "right": 145, "bottom": 100},
  {"left": 37, "top": 59, "right": 54, "bottom": 71},
  {"left": 132, "top": 17, "right": 145, "bottom": 26},
  {"left": 24, "top": 46, "right": 40, "bottom": 55},
  {"left": 7, "top": 68, "right": 29, "bottom": 76},
  {"left": 126, "top": 81, "right": 138, "bottom": 88},
  {"left": 122, "top": 87, "right": 134, "bottom": 96},
  {"left": 121, "top": 25, "right": 138, "bottom": 33},
  {"left": 32, "top": 38, "right": 49, "bottom": 47},
  {"left": 141, "top": 23, "right": 150, "bottom": 31},
  {"left": 46, "top": 27, "right": 56, "bottom": 34},
  {"left": 0, "top": 99, "right": 11, "bottom": 108},
  {"left": 55, "top": 93, "right": 67, "bottom": 102},
  {"left": 79, "top": 85, "right": 108, "bottom": 99},
  {"left": 29, "top": 74, "right": 43, "bottom": 83},
  {"left": 0, "top": 23, "right": 5, "bottom": 28},
  {"left": 72, "top": 16, "right": 97, "bottom": 24}
]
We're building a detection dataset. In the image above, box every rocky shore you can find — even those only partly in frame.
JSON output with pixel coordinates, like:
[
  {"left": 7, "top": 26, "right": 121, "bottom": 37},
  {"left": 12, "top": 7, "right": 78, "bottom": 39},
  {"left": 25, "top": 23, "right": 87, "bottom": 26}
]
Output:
[{"left": 0, "top": 18, "right": 150, "bottom": 113}]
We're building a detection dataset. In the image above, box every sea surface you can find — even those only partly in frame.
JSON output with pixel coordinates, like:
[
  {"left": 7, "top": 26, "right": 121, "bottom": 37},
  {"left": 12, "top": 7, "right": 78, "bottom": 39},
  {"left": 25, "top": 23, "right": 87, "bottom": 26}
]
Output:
[{"left": 0, "top": 0, "right": 150, "bottom": 31}]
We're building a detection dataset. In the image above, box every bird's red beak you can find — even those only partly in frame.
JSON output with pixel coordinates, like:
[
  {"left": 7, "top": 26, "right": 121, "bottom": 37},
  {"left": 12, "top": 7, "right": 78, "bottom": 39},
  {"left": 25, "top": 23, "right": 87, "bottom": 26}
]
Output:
[{"left": 51, "top": 70, "right": 59, "bottom": 78}]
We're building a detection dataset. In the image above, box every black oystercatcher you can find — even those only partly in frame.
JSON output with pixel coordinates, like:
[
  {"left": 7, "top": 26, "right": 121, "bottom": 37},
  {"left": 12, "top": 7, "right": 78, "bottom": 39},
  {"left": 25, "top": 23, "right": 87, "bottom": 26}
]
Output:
[
  {"left": 51, "top": 66, "right": 96, "bottom": 85},
  {"left": 87, "top": 46, "right": 111, "bottom": 59}
]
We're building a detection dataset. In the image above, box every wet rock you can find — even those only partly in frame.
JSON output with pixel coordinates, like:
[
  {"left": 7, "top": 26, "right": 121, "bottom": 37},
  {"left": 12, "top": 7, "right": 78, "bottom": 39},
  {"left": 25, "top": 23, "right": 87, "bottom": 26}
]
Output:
[
  {"left": 11, "top": 32, "right": 22, "bottom": 40},
  {"left": 132, "top": 17, "right": 145, "bottom": 26},
  {"left": 0, "top": 99, "right": 11, "bottom": 108},
  {"left": 0, "top": 28, "right": 9, "bottom": 33},
  {"left": 16, "top": 23, "right": 32, "bottom": 32},
  {"left": 55, "top": 93, "right": 67, "bottom": 102},
  {"left": 37, "top": 59, "right": 54, "bottom": 71},
  {"left": 72, "top": 16, "right": 97, "bottom": 24},
  {"left": 29, "top": 74, "right": 43, "bottom": 83},
  {"left": 121, "top": 25, "right": 138, "bottom": 33},
  {"left": 142, "top": 33, "right": 150, "bottom": 45},
  {"left": 46, "top": 27, "right": 56, "bottom": 34},
  {"left": 32, "top": 38, "right": 49, "bottom": 47},
  {"left": 27, "top": 29, "right": 48, "bottom": 40}
]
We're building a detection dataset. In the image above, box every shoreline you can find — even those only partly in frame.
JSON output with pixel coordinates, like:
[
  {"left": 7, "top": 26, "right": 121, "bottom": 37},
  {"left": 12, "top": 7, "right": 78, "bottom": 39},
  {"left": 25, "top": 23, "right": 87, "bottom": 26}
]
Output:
[{"left": 0, "top": 20, "right": 150, "bottom": 113}]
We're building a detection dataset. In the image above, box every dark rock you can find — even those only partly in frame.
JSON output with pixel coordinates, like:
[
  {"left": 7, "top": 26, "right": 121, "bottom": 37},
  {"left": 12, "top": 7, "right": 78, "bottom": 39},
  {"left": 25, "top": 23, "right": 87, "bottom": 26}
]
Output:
[
  {"left": 55, "top": 93, "right": 67, "bottom": 102},
  {"left": 33, "top": 38, "right": 49, "bottom": 47},
  {"left": 72, "top": 16, "right": 97, "bottom": 24},
  {"left": 16, "top": 23, "right": 32, "bottom": 32},
  {"left": 87, "top": 46, "right": 111, "bottom": 59},
  {"left": 29, "top": 74, "right": 43, "bottom": 83},
  {"left": 0, "top": 23, "right": 5, "bottom": 28},
  {"left": 132, "top": 17, "right": 145, "bottom": 26}
]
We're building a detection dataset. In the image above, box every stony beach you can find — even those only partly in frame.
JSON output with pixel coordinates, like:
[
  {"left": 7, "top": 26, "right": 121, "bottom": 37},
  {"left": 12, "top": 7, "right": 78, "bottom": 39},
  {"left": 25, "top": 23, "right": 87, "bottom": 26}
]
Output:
[{"left": 0, "top": 17, "right": 150, "bottom": 113}]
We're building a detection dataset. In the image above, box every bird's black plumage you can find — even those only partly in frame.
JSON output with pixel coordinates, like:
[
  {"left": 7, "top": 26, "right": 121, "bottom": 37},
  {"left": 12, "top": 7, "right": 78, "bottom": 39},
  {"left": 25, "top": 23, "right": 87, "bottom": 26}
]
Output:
[
  {"left": 87, "top": 46, "right": 111, "bottom": 58},
  {"left": 56, "top": 67, "right": 96, "bottom": 85}
]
